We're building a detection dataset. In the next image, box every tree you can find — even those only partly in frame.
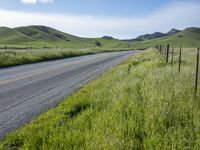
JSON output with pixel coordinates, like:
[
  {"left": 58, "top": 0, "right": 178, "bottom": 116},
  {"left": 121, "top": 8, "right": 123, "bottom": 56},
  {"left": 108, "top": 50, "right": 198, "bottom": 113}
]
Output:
[{"left": 95, "top": 41, "right": 102, "bottom": 47}]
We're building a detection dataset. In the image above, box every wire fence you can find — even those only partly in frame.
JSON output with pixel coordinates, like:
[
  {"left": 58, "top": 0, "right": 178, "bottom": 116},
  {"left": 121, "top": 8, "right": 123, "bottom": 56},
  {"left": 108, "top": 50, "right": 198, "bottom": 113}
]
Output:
[{"left": 155, "top": 45, "right": 200, "bottom": 97}]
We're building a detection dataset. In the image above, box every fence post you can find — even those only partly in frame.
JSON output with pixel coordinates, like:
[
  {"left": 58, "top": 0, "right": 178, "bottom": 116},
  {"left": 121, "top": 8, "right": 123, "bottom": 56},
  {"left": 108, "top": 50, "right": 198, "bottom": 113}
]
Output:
[
  {"left": 195, "top": 48, "right": 200, "bottom": 97},
  {"left": 178, "top": 46, "right": 182, "bottom": 73},
  {"left": 166, "top": 44, "right": 169, "bottom": 64},
  {"left": 171, "top": 47, "right": 174, "bottom": 66},
  {"left": 159, "top": 45, "right": 162, "bottom": 53}
]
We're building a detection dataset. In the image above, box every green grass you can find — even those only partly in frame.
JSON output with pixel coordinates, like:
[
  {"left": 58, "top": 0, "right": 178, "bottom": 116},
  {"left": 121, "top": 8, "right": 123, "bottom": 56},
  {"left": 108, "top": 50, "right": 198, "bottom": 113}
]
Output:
[
  {"left": 0, "top": 48, "right": 133, "bottom": 68},
  {"left": 1, "top": 48, "right": 200, "bottom": 149}
]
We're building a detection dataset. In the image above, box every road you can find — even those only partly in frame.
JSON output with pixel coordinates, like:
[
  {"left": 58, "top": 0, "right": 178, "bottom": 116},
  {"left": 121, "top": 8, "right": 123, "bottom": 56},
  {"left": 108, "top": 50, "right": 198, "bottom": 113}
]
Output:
[{"left": 0, "top": 50, "right": 137, "bottom": 139}]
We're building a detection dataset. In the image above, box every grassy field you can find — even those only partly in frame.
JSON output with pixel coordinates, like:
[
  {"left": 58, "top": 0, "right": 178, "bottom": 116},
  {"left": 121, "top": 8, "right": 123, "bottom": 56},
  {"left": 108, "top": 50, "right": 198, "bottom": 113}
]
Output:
[
  {"left": 0, "top": 48, "right": 133, "bottom": 68},
  {"left": 1, "top": 47, "right": 200, "bottom": 149}
]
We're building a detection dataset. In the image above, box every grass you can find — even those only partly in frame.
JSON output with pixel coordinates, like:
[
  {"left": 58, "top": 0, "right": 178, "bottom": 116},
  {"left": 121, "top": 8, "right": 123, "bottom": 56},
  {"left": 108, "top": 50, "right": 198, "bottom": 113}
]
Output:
[
  {"left": 1, "top": 47, "right": 200, "bottom": 149},
  {"left": 0, "top": 48, "right": 134, "bottom": 68}
]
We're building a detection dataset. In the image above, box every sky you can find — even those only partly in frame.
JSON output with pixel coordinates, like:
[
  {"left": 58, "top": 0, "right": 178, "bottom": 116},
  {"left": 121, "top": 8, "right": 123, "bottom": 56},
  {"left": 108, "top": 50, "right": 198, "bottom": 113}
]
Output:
[{"left": 0, "top": 0, "right": 200, "bottom": 39}]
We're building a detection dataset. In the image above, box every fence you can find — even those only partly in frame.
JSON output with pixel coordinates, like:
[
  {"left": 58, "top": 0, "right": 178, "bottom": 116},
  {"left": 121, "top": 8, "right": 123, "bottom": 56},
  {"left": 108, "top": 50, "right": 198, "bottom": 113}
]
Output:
[{"left": 155, "top": 44, "right": 200, "bottom": 97}]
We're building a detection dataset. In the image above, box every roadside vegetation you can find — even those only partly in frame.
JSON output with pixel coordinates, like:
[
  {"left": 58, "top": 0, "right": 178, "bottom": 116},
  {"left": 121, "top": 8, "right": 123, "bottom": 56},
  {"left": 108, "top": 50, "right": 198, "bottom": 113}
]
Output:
[
  {"left": 1, "top": 48, "right": 200, "bottom": 149},
  {"left": 0, "top": 48, "right": 133, "bottom": 68}
]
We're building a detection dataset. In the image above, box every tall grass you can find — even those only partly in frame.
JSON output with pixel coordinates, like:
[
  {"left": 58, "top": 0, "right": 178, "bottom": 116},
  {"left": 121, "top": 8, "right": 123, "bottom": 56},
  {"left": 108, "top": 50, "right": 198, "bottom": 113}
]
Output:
[
  {"left": 0, "top": 48, "right": 133, "bottom": 68},
  {"left": 1, "top": 48, "right": 200, "bottom": 149}
]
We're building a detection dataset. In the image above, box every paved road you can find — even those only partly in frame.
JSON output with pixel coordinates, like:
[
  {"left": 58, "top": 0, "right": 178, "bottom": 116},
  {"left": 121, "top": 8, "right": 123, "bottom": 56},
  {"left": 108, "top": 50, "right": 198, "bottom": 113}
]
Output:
[{"left": 0, "top": 51, "right": 137, "bottom": 139}]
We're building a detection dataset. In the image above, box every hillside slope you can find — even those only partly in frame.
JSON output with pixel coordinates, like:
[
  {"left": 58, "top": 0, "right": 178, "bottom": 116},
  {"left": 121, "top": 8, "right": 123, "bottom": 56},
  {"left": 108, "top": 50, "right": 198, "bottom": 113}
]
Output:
[
  {"left": 131, "top": 27, "right": 200, "bottom": 48},
  {"left": 0, "top": 26, "right": 131, "bottom": 49},
  {"left": 126, "top": 29, "right": 181, "bottom": 42}
]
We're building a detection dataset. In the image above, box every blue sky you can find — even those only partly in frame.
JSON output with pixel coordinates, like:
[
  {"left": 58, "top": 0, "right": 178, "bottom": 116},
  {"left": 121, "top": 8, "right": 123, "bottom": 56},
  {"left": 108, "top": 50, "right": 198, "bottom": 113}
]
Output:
[
  {"left": 0, "top": 0, "right": 175, "bottom": 17},
  {"left": 0, "top": 0, "right": 200, "bottom": 38}
]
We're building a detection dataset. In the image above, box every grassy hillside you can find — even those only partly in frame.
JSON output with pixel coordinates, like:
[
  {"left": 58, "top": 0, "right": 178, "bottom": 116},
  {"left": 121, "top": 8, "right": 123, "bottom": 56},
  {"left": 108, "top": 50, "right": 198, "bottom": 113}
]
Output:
[
  {"left": 0, "top": 26, "right": 132, "bottom": 49},
  {"left": 131, "top": 27, "right": 200, "bottom": 48},
  {"left": 1, "top": 48, "right": 200, "bottom": 149},
  {"left": 136, "top": 32, "right": 166, "bottom": 40},
  {"left": 125, "top": 29, "right": 180, "bottom": 42}
]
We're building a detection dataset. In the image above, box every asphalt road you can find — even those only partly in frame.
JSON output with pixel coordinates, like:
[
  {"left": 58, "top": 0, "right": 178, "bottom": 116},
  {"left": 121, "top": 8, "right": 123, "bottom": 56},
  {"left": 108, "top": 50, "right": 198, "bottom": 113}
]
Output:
[{"left": 0, "top": 50, "right": 138, "bottom": 139}]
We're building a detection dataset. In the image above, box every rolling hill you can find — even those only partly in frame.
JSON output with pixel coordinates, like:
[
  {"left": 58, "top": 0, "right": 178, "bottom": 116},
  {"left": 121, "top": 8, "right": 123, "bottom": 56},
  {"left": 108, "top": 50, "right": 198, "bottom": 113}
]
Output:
[
  {"left": 126, "top": 29, "right": 181, "bottom": 42},
  {"left": 0, "top": 26, "right": 131, "bottom": 49},
  {"left": 130, "top": 27, "right": 200, "bottom": 48}
]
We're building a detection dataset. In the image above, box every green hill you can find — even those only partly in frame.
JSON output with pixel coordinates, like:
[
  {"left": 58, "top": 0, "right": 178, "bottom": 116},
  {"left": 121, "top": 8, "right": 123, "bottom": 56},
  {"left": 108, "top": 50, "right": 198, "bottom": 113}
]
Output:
[
  {"left": 135, "top": 32, "right": 166, "bottom": 41},
  {"left": 0, "top": 26, "right": 131, "bottom": 49},
  {"left": 131, "top": 27, "right": 200, "bottom": 48},
  {"left": 126, "top": 29, "right": 181, "bottom": 42}
]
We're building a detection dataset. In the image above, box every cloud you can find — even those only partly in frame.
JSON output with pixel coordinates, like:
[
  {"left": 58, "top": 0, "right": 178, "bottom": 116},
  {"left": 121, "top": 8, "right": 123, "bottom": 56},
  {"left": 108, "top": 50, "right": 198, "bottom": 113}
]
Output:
[
  {"left": 21, "top": 0, "right": 53, "bottom": 4},
  {"left": 21, "top": 0, "right": 36, "bottom": 4},
  {"left": 1, "top": 1, "right": 200, "bottom": 38}
]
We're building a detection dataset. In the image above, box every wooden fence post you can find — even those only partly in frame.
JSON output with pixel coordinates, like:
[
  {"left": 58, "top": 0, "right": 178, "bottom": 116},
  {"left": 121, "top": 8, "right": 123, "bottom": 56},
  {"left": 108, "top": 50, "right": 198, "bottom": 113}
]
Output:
[
  {"left": 166, "top": 44, "right": 169, "bottom": 64},
  {"left": 178, "top": 46, "right": 182, "bottom": 73},
  {"left": 195, "top": 48, "right": 200, "bottom": 97},
  {"left": 159, "top": 45, "right": 162, "bottom": 53},
  {"left": 171, "top": 47, "right": 174, "bottom": 66}
]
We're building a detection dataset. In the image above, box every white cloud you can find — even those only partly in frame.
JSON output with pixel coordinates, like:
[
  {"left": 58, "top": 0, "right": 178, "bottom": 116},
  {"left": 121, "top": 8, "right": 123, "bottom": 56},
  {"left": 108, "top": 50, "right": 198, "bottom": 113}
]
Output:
[
  {"left": 21, "top": 0, "right": 53, "bottom": 4},
  {"left": 1, "top": 1, "right": 200, "bottom": 38},
  {"left": 21, "top": 0, "right": 36, "bottom": 4}
]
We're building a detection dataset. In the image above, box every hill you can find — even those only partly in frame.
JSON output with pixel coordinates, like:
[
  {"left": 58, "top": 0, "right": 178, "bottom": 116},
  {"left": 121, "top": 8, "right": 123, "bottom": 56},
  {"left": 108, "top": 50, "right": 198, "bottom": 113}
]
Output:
[
  {"left": 126, "top": 28, "right": 181, "bottom": 42},
  {"left": 0, "top": 26, "right": 131, "bottom": 49},
  {"left": 130, "top": 27, "right": 200, "bottom": 48},
  {"left": 136, "top": 32, "right": 166, "bottom": 41},
  {"left": 166, "top": 28, "right": 181, "bottom": 36}
]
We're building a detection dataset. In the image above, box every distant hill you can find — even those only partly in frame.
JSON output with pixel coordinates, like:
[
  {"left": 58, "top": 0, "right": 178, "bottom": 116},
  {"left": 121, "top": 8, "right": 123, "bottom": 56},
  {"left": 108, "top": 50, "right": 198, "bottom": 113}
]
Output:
[
  {"left": 0, "top": 26, "right": 131, "bottom": 49},
  {"left": 102, "top": 36, "right": 114, "bottom": 40},
  {"left": 126, "top": 28, "right": 181, "bottom": 42},
  {"left": 166, "top": 28, "right": 181, "bottom": 36},
  {"left": 131, "top": 27, "right": 200, "bottom": 48},
  {"left": 136, "top": 32, "right": 166, "bottom": 40}
]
